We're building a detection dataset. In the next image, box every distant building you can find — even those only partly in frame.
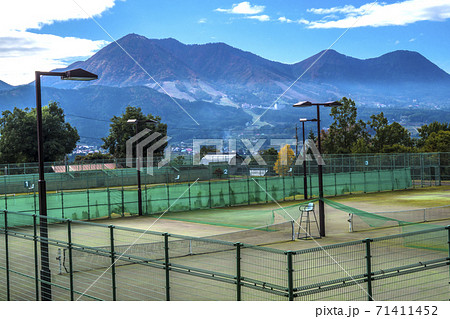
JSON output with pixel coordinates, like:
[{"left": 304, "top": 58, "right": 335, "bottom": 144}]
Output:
[
  {"left": 200, "top": 153, "right": 246, "bottom": 175},
  {"left": 200, "top": 153, "right": 243, "bottom": 166},
  {"left": 52, "top": 163, "right": 116, "bottom": 173}
]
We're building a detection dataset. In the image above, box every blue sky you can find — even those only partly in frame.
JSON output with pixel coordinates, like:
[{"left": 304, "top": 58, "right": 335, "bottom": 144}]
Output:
[{"left": 1, "top": 0, "right": 450, "bottom": 85}]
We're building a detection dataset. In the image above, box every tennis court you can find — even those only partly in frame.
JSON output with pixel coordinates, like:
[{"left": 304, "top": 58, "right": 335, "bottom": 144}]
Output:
[{"left": 1, "top": 185, "right": 449, "bottom": 301}]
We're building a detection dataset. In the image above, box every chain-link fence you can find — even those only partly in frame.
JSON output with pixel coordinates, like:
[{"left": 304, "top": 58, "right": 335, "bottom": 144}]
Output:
[
  {"left": 0, "top": 169, "right": 412, "bottom": 224},
  {"left": 0, "top": 152, "right": 446, "bottom": 188},
  {"left": 0, "top": 152, "right": 445, "bottom": 224},
  {"left": 0, "top": 210, "right": 448, "bottom": 301}
]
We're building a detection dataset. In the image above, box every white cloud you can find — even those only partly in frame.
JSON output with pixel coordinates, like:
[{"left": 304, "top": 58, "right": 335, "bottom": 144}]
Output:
[
  {"left": 409, "top": 38, "right": 416, "bottom": 42},
  {"left": 297, "top": 18, "right": 310, "bottom": 25},
  {"left": 278, "top": 16, "right": 294, "bottom": 23},
  {"left": 198, "top": 18, "right": 207, "bottom": 24},
  {"left": 247, "top": 15, "right": 270, "bottom": 22},
  {"left": 0, "top": 0, "right": 116, "bottom": 85},
  {"left": 307, "top": 4, "right": 365, "bottom": 15},
  {"left": 278, "top": 16, "right": 309, "bottom": 25},
  {"left": 0, "top": 0, "right": 116, "bottom": 31},
  {"left": 395, "top": 40, "right": 400, "bottom": 45},
  {"left": 215, "top": 2, "right": 265, "bottom": 15},
  {"left": 307, "top": 0, "right": 450, "bottom": 29}
]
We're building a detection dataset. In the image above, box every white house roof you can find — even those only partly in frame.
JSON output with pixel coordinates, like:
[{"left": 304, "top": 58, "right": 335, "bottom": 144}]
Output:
[{"left": 200, "top": 154, "right": 240, "bottom": 165}]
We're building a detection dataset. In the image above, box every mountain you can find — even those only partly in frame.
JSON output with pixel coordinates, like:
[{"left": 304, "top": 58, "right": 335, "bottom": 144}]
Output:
[
  {"left": 0, "top": 80, "right": 13, "bottom": 91},
  {"left": 43, "top": 34, "right": 450, "bottom": 108},
  {"left": 1, "top": 33, "right": 449, "bottom": 145},
  {"left": 291, "top": 49, "right": 450, "bottom": 83}
]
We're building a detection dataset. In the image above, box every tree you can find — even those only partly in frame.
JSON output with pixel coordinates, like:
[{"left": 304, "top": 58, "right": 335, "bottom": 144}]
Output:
[
  {"left": 417, "top": 121, "right": 450, "bottom": 140},
  {"left": 200, "top": 145, "right": 219, "bottom": 159},
  {"left": 422, "top": 131, "right": 450, "bottom": 152},
  {"left": 101, "top": 106, "right": 167, "bottom": 159},
  {"left": 260, "top": 147, "right": 278, "bottom": 165},
  {"left": 0, "top": 102, "right": 79, "bottom": 163},
  {"left": 368, "top": 112, "right": 414, "bottom": 153},
  {"left": 322, "top": 97, "right": 368, "bottom": 154},
  {"left": 170, "top": 155, "right": 185, "bottom": 167},
  {"left": 274, "top": 144, "right": 295, "bottom": 175},
  {"left": 75, "top": 152, "right": 113, "bottom": 162},
  {"left": 417, "top": 121, "right": 450, "bottom": 148}
]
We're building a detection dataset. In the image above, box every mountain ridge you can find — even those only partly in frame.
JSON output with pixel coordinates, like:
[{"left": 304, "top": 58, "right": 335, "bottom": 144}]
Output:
[
  {"left": 0, "top": 33, "right": 449, "bottom": 145},
  {"left": 31, "top": 33, "right": 450, "bottom": 90}
]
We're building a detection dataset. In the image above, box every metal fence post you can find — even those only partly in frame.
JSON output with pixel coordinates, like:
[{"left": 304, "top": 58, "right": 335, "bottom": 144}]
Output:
[
  {"left": 265, "top": 176, "right": 268, "bottom": 203},
  {"left": 364, "top": 238, "right": 374, "bottom": 301},
  {"left": 86, "top": 189, "right": 91, "bottom": 220},
  {"left": 438, "top": 153, "right": 442, "bottom": 186},
  {"left": 107, "top": 187, "right": 111, "bottom": 218},
  {"left": 334, "top": 172, "right": 337, "bottom": 196},
  {"left": 246, "top": 177, "right": 250, "bottom": 205},
  {"left": 349, "top": 171, "right": 352, "bottom": 194},
  {"left": 163, "top": 233, "right": 171, "bottom": 301},
  {"left": 60, "top": 190, "right": 64, "bottom": 219},
  {"left": 144, "top": 183, "right": 148, "bottom": 214},
  {"left": 3, "top": 210, "right": 10, "bottom": 300},
  {"left": 286, "top": 251, "right": 294, "bottom": 301},
  {"left": 33, "top": 182, "right": 37, "bottom": 214},
  {"left": 121, "top": 171, "right": 125, "bottom": 217},
  {"left": 228, "top": 179, "right": 231, "bottom": 207},
  {"left": 235, "top": 242, "right": 242, "bottom": 301},
  {"left": 291, "top": 221, "right": 295, "bottom": 241},
  {"left": 292, "top": 174, "right": 296, "bottom": 201},
  {"left": 208, "top": 180, "right": 212, "bottom": 208},
  {"left": 363, "top": 171, "right": 367, "bottom": 193},
  {"left": 109, "top": 225, "right": 117, "bottom": 301},
  {"left": 420, "top": 153, "right": 424, "bottom": 188},
  {"left": 188, "top": 182, "right": 192, "bottom": 210},
  {"left": 67, "top": 219, "right": 74, "bottom": 301},
  {"left": 3, "top": 177, "right": 7, "bottom": 211},
  {"left": 33, "top": 214, "right": 39, "bottom": 300}
]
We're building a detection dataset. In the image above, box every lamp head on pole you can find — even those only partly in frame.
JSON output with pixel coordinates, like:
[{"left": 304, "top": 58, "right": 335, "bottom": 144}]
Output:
[
  {"left": 293, "top": 100, "right": 342, "bottom": 107},
  {"left": 299, "top": 118, "right": 318, "bottom": 122},
  {"left": 127, "top": 119, "right": 158, "bottom": 124},
  {"left": 61, "top": 68, "right": 98, "bottom": 81}
]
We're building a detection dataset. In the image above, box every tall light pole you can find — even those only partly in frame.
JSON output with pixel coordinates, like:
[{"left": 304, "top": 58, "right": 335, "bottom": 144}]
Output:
[
  {"left": 299, "top": 118, "right": 317, "bottom": 200},
  {"left": 293, "top": 101, "right": 342, "bottom": 237},
  {"left": 127, "top": 119, "right": 158, "bottom": 216},
  {"left": 35, "top": 68, "right": 97, "bottom": 301}
]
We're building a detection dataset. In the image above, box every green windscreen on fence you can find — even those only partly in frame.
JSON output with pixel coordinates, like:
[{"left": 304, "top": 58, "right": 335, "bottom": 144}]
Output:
[{"left": 0, "top": 168, "right": 412, "bottom": 228}]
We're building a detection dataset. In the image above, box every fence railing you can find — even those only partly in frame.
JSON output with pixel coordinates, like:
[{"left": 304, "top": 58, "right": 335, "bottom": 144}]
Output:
[{"left": 0, "top": 210, "right": 448, "bottom": 301}]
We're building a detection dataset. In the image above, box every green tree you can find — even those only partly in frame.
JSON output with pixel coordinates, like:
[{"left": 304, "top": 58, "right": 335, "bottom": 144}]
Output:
[
  {"left": 101, "top": 106, "right": 167, "bottom": 158},
  {"left": 170, "top": 155, "right": 185, "bottom": 167},
  {"left": 422, "top": 131, "right": 450, "bottom": 152},
  {"left": 0, "top": 102, "right": 79, "bottom": 163},
  {"left": 369, "top": 112, "right": 414, "bottom": 153},
  {"left": 200, "top": 145, "right": 219, "bottom": 159},
  {"left": 322, "top": 97, "right": 368, "bottom": 154},
  {"left": 417, "top": 121, "right": 450, "bottom": 148},
  {"left": 260, "top": 147, "right": 278, "bottom": 165},
  {"left": 75, "top": 152, "right": 113, "bottom": 162}
]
